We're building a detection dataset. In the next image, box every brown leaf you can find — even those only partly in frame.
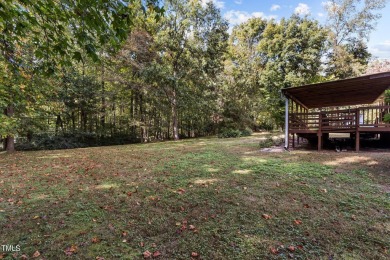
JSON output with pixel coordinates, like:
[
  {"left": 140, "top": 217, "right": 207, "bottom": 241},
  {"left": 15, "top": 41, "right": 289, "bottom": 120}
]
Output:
[
  {"left": 262, "top": 214, "right": 272, "bottom": 220},
  {"left": 287, "top": 245, "right": 295, "bottom": 252},
  {"left": 297, "top": 245, "right": 304, "bottom": 250},
  {"left": 140, "top": 242, "right": 145, "bottom": 247},
  {"left": 127, "top": 192, "right": 132, "bottom": 197},
  {"left": 351, "top": 215, "right": 356, "bottom": 221},
  {"left": 143, "top": 250, "right": 152, "bottom": 259},
  {"left": 303, "top": 204, "right": 310, "bottom": 208},
  {"left": 177, "top": 188, "right": 186, "bottom": 194},
  {"left": 189, "top": 225, "right": 196, "bottom": 230},
  {"left": 32, "top": 251, "right": 40, "bottom": 258},
  {"left": 64, "top": 245, "right": 78, "bottom": 256},
  {"left": 191, "top": 252, "right": 199, "bottom": 257},
  {"left": 122, "top": 231, "right": 128, "bottom": 237},
  {"left": 270, "top": 247, "right": 278, "bottom": 254},
  {"left": 294, "top": 219, "right": 302, "bottom": 225},
  {"left": 96, "top": 257, "right": 105, "bottom": 260},
  {"left": 152, "top": 251, "right": 161, "bottom": 258},
  {"left": 92, "top": 237, "right": 100, "bottom": 243}
]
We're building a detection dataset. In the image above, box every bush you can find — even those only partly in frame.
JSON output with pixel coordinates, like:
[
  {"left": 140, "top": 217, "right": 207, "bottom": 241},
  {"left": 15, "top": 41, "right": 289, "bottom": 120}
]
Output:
[
  {"left": 384, "top": 113, "right": 390, "bottom": 123},
  {"left": 240, "top": 128, "right": 253, "bottom": 137},
  {"left": 15, "top": 132, "right": 141, "bottom": 151},
  {"left": 218, "top": 128, "right": 253, "bottom": 138},
  {"left": 259, "top": 136, "right": 284, "bottom": 148},
  {"left": 218, "top": 128, "right": 242, "bottom": 138}
]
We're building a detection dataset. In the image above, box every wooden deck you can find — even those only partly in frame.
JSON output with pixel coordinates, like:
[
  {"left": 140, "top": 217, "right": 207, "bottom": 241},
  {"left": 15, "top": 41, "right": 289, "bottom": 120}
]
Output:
[{"left": 288, "top": 105, "right": 390, "bottom": 151}]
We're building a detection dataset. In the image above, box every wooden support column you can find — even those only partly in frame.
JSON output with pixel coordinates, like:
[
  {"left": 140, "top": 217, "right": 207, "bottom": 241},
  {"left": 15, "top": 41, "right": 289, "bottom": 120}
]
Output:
[
  {"left": 356, "top": 131, "right": 360, "bottom": 152},
  {"left": 284, "top": 97, "right": 289, "bottom": 149},
  {"left": 318, "top": 112, "right": 322, "bottom": 151},
  {"left": 292, "top": 133, "right": 295, "bottom": 148},
  {"left": 355, "top": 108, "right": 360, "bottom": 152}
]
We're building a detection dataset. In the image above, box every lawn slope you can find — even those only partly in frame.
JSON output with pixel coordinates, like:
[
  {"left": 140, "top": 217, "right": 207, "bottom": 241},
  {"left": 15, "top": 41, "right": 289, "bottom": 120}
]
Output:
[{"left": 0, "top": 133, "right": 389, "bottom": 259}]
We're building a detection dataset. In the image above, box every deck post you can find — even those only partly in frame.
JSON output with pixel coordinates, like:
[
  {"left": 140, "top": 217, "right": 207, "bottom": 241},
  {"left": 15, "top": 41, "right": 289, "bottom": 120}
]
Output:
[
  {"left": 356, "top": 131, "right": 360, "bottom": 152},
  {"left": 356, "top": 109, "right": 360, "bottom": 152},
  {"left": 284, "top": 97, "right": 289, "bottom": 149},
  {"left": 318, "top": 112, "right": 322, "bottom": 151}
]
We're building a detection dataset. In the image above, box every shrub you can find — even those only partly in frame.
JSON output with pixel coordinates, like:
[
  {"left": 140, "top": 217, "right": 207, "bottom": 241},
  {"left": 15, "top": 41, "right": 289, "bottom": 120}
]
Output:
[
  {"left": 218, "top": 128, "right": 242, "bottom": 138},
  {"left": 240, "top": 128, "right": 253, "bottom": 137},
  {"left": 384, "top": 113, "right": 390, "bottom": 123},
  {"left": 259, "top": 136, "right": 284, "bottom": 148},
  {"left": 218, "top": 127, "right": 254, "bottom": 138}
]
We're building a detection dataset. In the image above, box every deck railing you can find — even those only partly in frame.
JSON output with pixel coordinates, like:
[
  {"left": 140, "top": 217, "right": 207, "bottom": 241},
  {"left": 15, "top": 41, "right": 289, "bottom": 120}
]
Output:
[{"left": 289, "top": 105, "right": 390, "bottom": 132}]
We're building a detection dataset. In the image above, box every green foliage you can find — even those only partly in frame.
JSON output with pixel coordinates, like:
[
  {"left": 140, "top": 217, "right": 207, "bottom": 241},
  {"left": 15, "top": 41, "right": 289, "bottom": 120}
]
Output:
[
  {"left": 384, "top": 113, "right": 390, "bottom": 123},
  {"left": 0, "top": 0, "right": 162, "bottom": 69},
  {"left": 218, "top": 128, "right": 242, "bottom": 138},
  {"left": 16, "top": 132, "right": 140, "bottom": 151},
  {"left": 385, "top": 90, "right": 390, "bottom": 104},
  {"left": 240, "top": 128, "right": 253, "bottom": 137},
  {"left": 223, "top": 15, "right": 327, "bottom": 129},
  {"left": 324, "top": 0, "right": 386, "bottom": 79},
  {"left": 259, "top": 136, "right": 284, "bottom": 148},
  {"left": 0, "top": 114, "right": 18, "bottom": 138},
  {"left": 217, "top": 127, "right": 252, "bottom": 138}
]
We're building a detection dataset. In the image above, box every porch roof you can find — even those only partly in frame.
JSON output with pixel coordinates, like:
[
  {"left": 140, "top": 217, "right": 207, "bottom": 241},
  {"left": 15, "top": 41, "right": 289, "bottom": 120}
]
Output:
[{"left": 282, "top": 72, "right": 390, "bottom": 109}]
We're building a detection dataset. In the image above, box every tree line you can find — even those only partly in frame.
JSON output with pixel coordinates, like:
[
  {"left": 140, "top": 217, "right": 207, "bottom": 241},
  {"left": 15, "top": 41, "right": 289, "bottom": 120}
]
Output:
[{"left": 0, "top": 0, "right": 387, "bottom": 152}]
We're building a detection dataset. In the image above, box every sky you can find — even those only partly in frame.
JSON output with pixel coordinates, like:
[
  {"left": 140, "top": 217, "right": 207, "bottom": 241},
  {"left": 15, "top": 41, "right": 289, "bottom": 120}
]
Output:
[{"left": 201, "top": 0, "right": 390, "bottom": 59}]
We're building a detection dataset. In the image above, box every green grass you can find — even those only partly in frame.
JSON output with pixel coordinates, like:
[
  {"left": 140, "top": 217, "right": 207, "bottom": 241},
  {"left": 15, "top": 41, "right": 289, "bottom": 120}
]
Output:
[{"left": 0, "top": 133, "right": 389, "bottom": 259}]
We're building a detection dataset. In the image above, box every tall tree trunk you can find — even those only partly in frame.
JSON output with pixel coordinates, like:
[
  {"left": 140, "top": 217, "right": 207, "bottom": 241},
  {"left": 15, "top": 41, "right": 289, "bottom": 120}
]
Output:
[
  {"left": 140, "top": 93, "right": 146, "bottom": 142},
  {"left": 100, "top": 63, "right": 106, "bottom": 133},
  {"left": 171, "top": 88, "right": 179, "bottom": 140},
  {"left": 5, "top": 106, "right": 15, "bottom": 152}
]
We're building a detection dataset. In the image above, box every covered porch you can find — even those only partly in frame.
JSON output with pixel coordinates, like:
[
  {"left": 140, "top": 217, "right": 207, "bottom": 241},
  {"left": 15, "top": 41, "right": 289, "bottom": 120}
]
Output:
[{"left": 282, "top": 72, "right": 390, "bottom": 151}]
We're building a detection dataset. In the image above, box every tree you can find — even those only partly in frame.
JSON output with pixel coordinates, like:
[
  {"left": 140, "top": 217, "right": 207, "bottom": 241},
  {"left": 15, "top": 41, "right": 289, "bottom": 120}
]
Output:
[
  {"left": 147, "top": 0, "right": 228, "bottom": 140},
  {"left": 221, "top": 18, "right": 268, "bottom": 130},
  {"left": 0, "top": 0, "right": 162, "bottom": 152},
  {"left": 324, "top": 0, "right": 386, "bottom": 79}
]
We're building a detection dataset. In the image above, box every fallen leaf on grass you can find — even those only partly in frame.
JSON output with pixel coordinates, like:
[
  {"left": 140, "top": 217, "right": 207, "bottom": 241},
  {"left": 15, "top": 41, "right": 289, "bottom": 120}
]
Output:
[
  {"left": 32, "top": 251, "right": 40, "bottom": 258},
  {"left": 191, "top": 252, "right": 199, "bottom": 257},
  {"left": 140, "top": 242, "right": 145, "bottom": 247},
  {"left": 96, "top": 257, "right": 105, "bottom": 260},
  {"left": 189, "top": 225, "right": 196, "bottom": 230},
  {"left": 297, "top": 245, "right": 304, "bottom": 250},
  {"left": 92, "top": 237, "right": 100, "bottom": 243},
  {"left": 351, "top": 215, "right": 356, "bottom": 221},
  {"left": 153, "top": 251, "right": 161, "bottom": 257},
  {"left": 287, "top": 246, "right": 295, "bottom": 252},
  {"left": 262, "top": 214, "right": 272, "bottom": 220},
  {"left": 269, "top": 247, "right": 279, "bottom": 254},
  {"left": 320, "top": 188, "right": 327, "bottom": 193},
  {"left": 177, "top": 188, "right": 186, "bottom": 194},
  {"left": 294, "top": 219, "right": 302, "bottom": 225},
  {"left": 64, "top": 245, "right": 78, "bottom": 256},
  {"left": 143, "top": 250, "right": 152, "bottom": 259}
]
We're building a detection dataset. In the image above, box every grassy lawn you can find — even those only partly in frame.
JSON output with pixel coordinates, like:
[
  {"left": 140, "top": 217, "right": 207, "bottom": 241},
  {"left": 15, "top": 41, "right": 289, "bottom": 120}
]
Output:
[{"left": 0, "top": 133, "right": 389, "bottom": 259}]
